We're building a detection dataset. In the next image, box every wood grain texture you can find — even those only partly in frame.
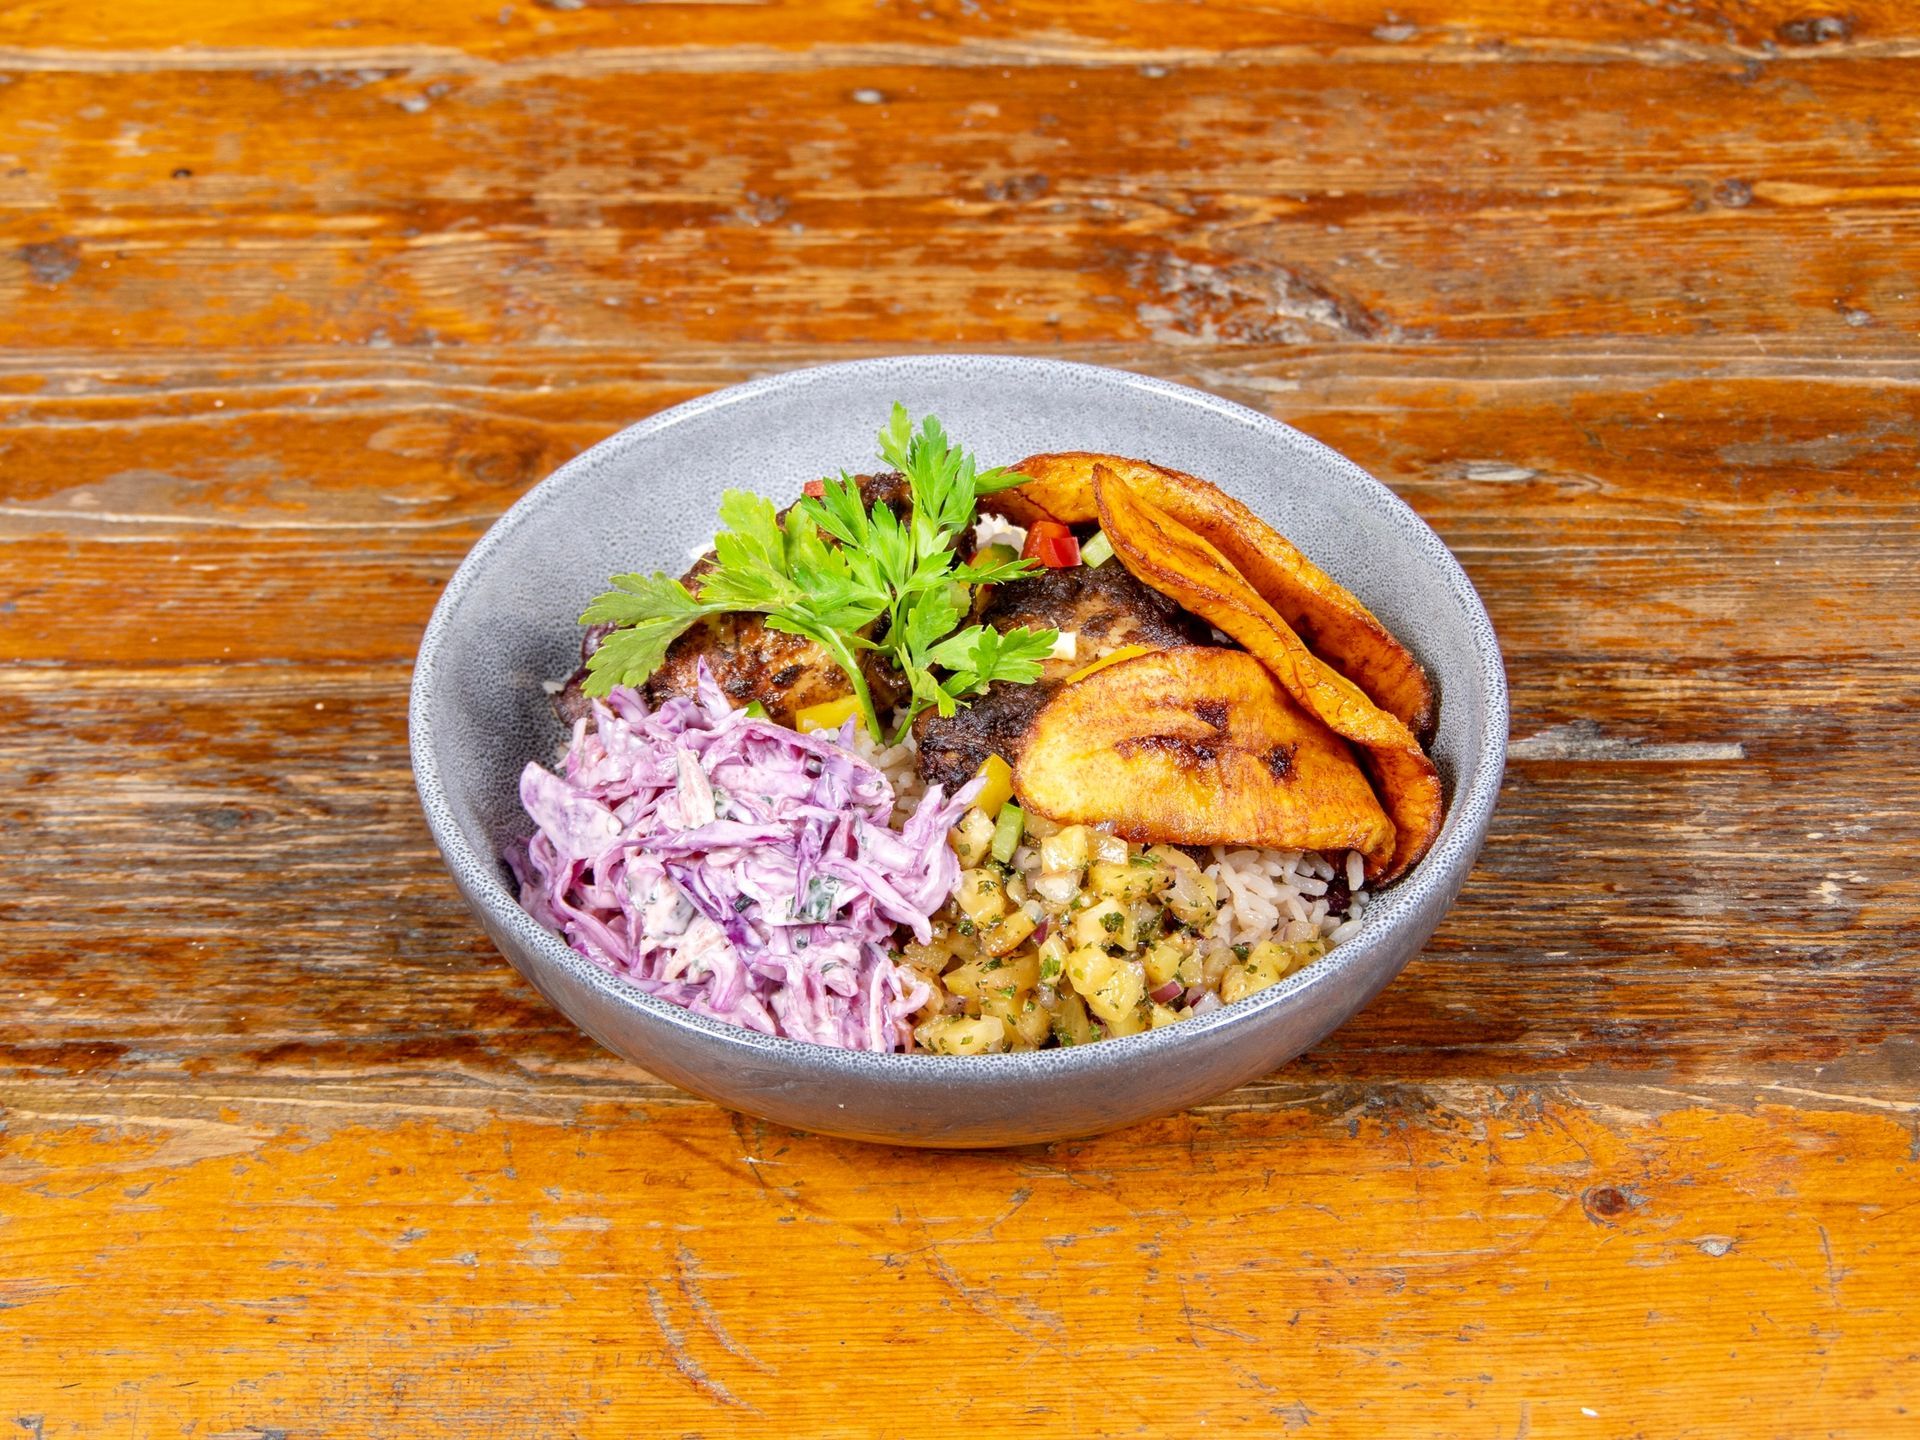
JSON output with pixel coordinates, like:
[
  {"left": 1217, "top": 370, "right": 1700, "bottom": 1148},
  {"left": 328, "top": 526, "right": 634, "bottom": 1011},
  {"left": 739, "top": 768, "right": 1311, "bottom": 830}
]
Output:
[
  {"left": 5, "top": 55, "right": 1920, "bottom": 349},
  {"left": 2, "top": 1, "right": 1917, "bottom": 1434},
  {"left": 2, "top": 1088, "right": 1916, "bottom": 1436},
  {"left": 7, "top": 0, "right": 1920, "bottom": 61}
]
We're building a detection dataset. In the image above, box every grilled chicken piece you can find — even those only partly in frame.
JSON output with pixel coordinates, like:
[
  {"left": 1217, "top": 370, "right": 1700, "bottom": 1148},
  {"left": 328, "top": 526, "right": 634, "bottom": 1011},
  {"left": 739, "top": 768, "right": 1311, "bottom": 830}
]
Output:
[
  {"left": 553, "top": 473, "right": 911, "bottom": 728},
  {"left": 647, "top": 612, "right": 910, "bottom": 726},
  {"left": 913, "top": 555, "right": 1216, "bottom": 790},
  {"left": 978, "top": 558, "right": 1214, "bottom": 680},
  {"left": 913, "top": 676, "right": 1063, "bottom": 794}
]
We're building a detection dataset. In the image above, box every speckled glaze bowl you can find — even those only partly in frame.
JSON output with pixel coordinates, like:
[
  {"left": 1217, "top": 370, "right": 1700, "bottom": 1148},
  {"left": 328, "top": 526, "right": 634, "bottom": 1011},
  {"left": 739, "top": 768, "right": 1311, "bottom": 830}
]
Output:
[{"left": 410, "top": 356, "right": 1507, "bottom": 1147}]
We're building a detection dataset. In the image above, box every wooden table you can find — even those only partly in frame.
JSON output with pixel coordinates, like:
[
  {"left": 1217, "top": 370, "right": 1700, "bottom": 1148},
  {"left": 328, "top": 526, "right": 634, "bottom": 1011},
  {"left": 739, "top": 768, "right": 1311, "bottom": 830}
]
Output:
[{"left": 4, "top": 3, "right": 1916, "bottom": 1434}]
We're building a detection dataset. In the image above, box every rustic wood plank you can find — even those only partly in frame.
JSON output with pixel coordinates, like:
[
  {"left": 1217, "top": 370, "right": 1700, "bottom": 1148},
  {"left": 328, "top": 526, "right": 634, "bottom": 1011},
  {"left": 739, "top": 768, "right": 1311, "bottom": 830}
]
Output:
[
  {"left": 5, "top": 0, "right": 1918, "bottom": 62},
  {"left": 5, "top": 343, "right": 1916, "bottom": 664},
  {"left": 0, "top": 1082, "right": 1914, "bottom": 1435},
  {"left": 3, "top": 654, "right": 1913, "bottom": 1101},
  {"left": 5, "top": 58, "right": 1919, "bottom": 349}
]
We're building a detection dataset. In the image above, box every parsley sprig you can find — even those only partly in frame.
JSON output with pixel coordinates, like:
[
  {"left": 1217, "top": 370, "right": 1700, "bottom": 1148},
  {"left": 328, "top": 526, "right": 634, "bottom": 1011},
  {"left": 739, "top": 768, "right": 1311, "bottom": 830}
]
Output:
[{"left": 580, "top": 405, "right": 1059, "bottom": 743}]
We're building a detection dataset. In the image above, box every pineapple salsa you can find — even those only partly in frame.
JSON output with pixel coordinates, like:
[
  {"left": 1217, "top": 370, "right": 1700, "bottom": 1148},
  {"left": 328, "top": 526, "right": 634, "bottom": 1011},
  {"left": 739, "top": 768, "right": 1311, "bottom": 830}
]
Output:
[{"left": 897, "top": 756, "right": 1332, "bottom": 1055}]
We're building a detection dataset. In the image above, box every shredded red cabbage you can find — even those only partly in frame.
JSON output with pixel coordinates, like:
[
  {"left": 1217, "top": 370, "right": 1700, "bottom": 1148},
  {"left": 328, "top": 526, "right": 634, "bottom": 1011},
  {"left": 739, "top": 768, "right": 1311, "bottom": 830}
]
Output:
[{"left": 506, "top": 664, "right": 978, "bottom": 1051}]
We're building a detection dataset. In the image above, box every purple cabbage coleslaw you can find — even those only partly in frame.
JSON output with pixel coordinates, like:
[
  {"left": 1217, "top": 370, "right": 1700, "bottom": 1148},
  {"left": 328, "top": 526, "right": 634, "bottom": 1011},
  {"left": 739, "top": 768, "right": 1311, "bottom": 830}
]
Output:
[{"left": 506, "top": 665, "right": 978, "bottom": 1051}]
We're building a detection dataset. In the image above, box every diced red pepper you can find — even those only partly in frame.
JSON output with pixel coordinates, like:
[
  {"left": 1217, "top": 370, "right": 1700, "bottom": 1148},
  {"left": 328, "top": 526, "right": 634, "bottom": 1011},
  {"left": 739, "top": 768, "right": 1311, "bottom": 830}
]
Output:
[
  {"left": 1021, "top": 521, "right": 1081, "bottom": 568},
  {"left": 1021, "top": 521, "right": 1065, "bottom": 561},
  {"left": 802, "top": 479, "right": 826, "bottom": 499},
  {"left": 1039, "top": 533, "right": 1080, "bottom": 568}
]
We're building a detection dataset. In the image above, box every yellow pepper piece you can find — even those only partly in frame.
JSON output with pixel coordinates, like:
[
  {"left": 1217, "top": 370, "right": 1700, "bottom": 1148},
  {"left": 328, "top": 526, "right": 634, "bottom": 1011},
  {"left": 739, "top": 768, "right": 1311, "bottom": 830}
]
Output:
[
  {"left": 1064, "top": 644, "right": 1154, "bottom": 686},
  {"left": 972, "top": 753, "right": 1015, "bottom": 816},
  {"left": 793, "top": 694, "right": 863, "bottom": 734}
]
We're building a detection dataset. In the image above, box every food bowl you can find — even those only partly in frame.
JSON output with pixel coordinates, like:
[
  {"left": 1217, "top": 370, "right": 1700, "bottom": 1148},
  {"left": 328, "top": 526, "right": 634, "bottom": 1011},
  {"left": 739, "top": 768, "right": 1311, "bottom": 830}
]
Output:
[{"left": 409, "top": 356, "right": 1507, "bottom": 1147}]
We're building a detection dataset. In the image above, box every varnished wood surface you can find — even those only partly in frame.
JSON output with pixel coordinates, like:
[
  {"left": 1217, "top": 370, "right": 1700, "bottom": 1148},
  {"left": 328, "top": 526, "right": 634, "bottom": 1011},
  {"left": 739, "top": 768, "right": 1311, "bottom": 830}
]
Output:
[{"left": 2, "top": 4, "right": 1916, "bottom": 1435}]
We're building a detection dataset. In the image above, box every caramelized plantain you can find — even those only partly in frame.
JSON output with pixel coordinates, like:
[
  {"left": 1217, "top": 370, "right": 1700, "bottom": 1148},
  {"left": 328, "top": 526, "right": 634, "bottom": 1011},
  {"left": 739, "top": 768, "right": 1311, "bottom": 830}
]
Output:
[
  {"left": 993, "top": 452, "right": 1435, "bottom": 740},
  {"left": 1092, "top": 466, "right": 1442, "bottom": 882},
  {"left": 1013, "top": 647, "right": 1395, "bottom": 866}
]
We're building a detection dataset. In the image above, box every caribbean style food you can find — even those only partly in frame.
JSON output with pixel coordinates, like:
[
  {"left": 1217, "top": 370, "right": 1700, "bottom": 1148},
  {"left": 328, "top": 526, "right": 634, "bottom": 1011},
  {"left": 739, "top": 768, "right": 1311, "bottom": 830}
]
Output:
[{"left": 508, "top": 408, "right": 1441, "bottom": 1054}]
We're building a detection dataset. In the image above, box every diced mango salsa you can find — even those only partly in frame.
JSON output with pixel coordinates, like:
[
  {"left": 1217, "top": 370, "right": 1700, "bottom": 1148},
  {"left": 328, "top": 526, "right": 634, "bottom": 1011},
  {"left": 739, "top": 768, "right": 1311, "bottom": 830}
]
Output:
[
  {"left": 972, "top": 753, "right": 1015, "bottom": 817},
  {"left": 793, "top": 693, "right": 863, "bottom": 734}
]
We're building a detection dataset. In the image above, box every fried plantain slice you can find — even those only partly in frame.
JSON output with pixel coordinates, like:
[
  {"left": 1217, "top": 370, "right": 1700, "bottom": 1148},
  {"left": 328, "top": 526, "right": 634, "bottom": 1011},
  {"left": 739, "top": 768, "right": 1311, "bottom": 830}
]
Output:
[
  {"left": 1014, "top": 647, "right": 1395, "bottom": 865},
  {"left": 995, "top": 452, "right": 1436, "bottom": 740},
  {"left": 986, "top": 453, "right": 1104, "bottom": 529},
  {"left": 1092, "top": 466, "right": 1443, "bottom": 882}
]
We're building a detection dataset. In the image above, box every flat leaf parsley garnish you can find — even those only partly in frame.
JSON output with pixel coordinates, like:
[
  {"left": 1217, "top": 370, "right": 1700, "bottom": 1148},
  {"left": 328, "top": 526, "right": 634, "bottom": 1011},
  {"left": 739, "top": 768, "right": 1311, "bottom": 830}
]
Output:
[{"left": 580, "top": 405, "right": 1059, "bottom": 743}]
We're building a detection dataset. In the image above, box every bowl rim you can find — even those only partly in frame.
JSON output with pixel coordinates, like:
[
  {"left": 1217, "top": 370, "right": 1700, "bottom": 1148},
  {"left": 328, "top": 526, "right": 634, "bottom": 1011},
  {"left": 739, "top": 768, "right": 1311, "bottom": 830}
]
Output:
[{"left": 410, "top": 354, "right": 1508, "bottom": 1079}]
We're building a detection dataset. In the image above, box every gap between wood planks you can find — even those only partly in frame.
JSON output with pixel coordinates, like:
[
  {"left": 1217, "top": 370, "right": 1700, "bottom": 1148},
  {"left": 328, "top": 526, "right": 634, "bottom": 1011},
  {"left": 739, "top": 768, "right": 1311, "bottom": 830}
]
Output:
[
  {"left": 1, "top": 1074, "right": 1914, "bottom": 1134},
  {"left": 7, "top": 338, "right": 1920, "bottom": 383},
  {"left": 4, "top": 37, "right": 1920, "bottom": 77}
]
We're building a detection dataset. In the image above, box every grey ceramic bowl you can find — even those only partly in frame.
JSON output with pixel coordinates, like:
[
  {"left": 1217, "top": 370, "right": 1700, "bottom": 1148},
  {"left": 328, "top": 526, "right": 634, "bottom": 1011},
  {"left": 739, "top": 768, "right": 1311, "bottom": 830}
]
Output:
[{"left": 410, "top": 356, "right": 1506, "bottom": 1147}]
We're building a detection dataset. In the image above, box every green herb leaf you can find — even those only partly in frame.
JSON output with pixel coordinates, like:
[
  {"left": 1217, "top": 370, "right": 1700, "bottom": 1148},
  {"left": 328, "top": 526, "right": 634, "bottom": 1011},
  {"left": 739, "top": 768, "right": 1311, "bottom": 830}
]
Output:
[
  {"left": 788, "top": 569, "right": 888, "bottom": 637},
  {"left": 783, "top": 506, "right": 836, "bottom": 576},
  {"left": 712, "top": 490, "right": 787, "bottom": 577},
  {"left": 695, "top": 558, "right": 801, "bottom": 613},
  {"left": 925, "top": 624, "right": 1057, "bottom": 696},
  {"left": 580, "top": 619, "right": 699, "bottom": 696},
  {"left": 950, "top": 554, "right": 1044, "bottom": 588},
  {"left": 579, "top": 571, "right": 709, "bottom": 628},
  {"left": 876, "top": 403, "right": 917, "bottom": 475},
  {"left": 972, "top": 464, "right": 1033, "bottom": 496},
  {"left": 579, "top": 406, "right": 1048, "bottom": 738},
  {"left": 578, "top": 573, "right": 726, "bottom": 696},
  {"left": 901, "top": 585, "right": 963, "bottom": 660},
  {"left": 797, "top": 475, "right": 871, "bottom": 550}
]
